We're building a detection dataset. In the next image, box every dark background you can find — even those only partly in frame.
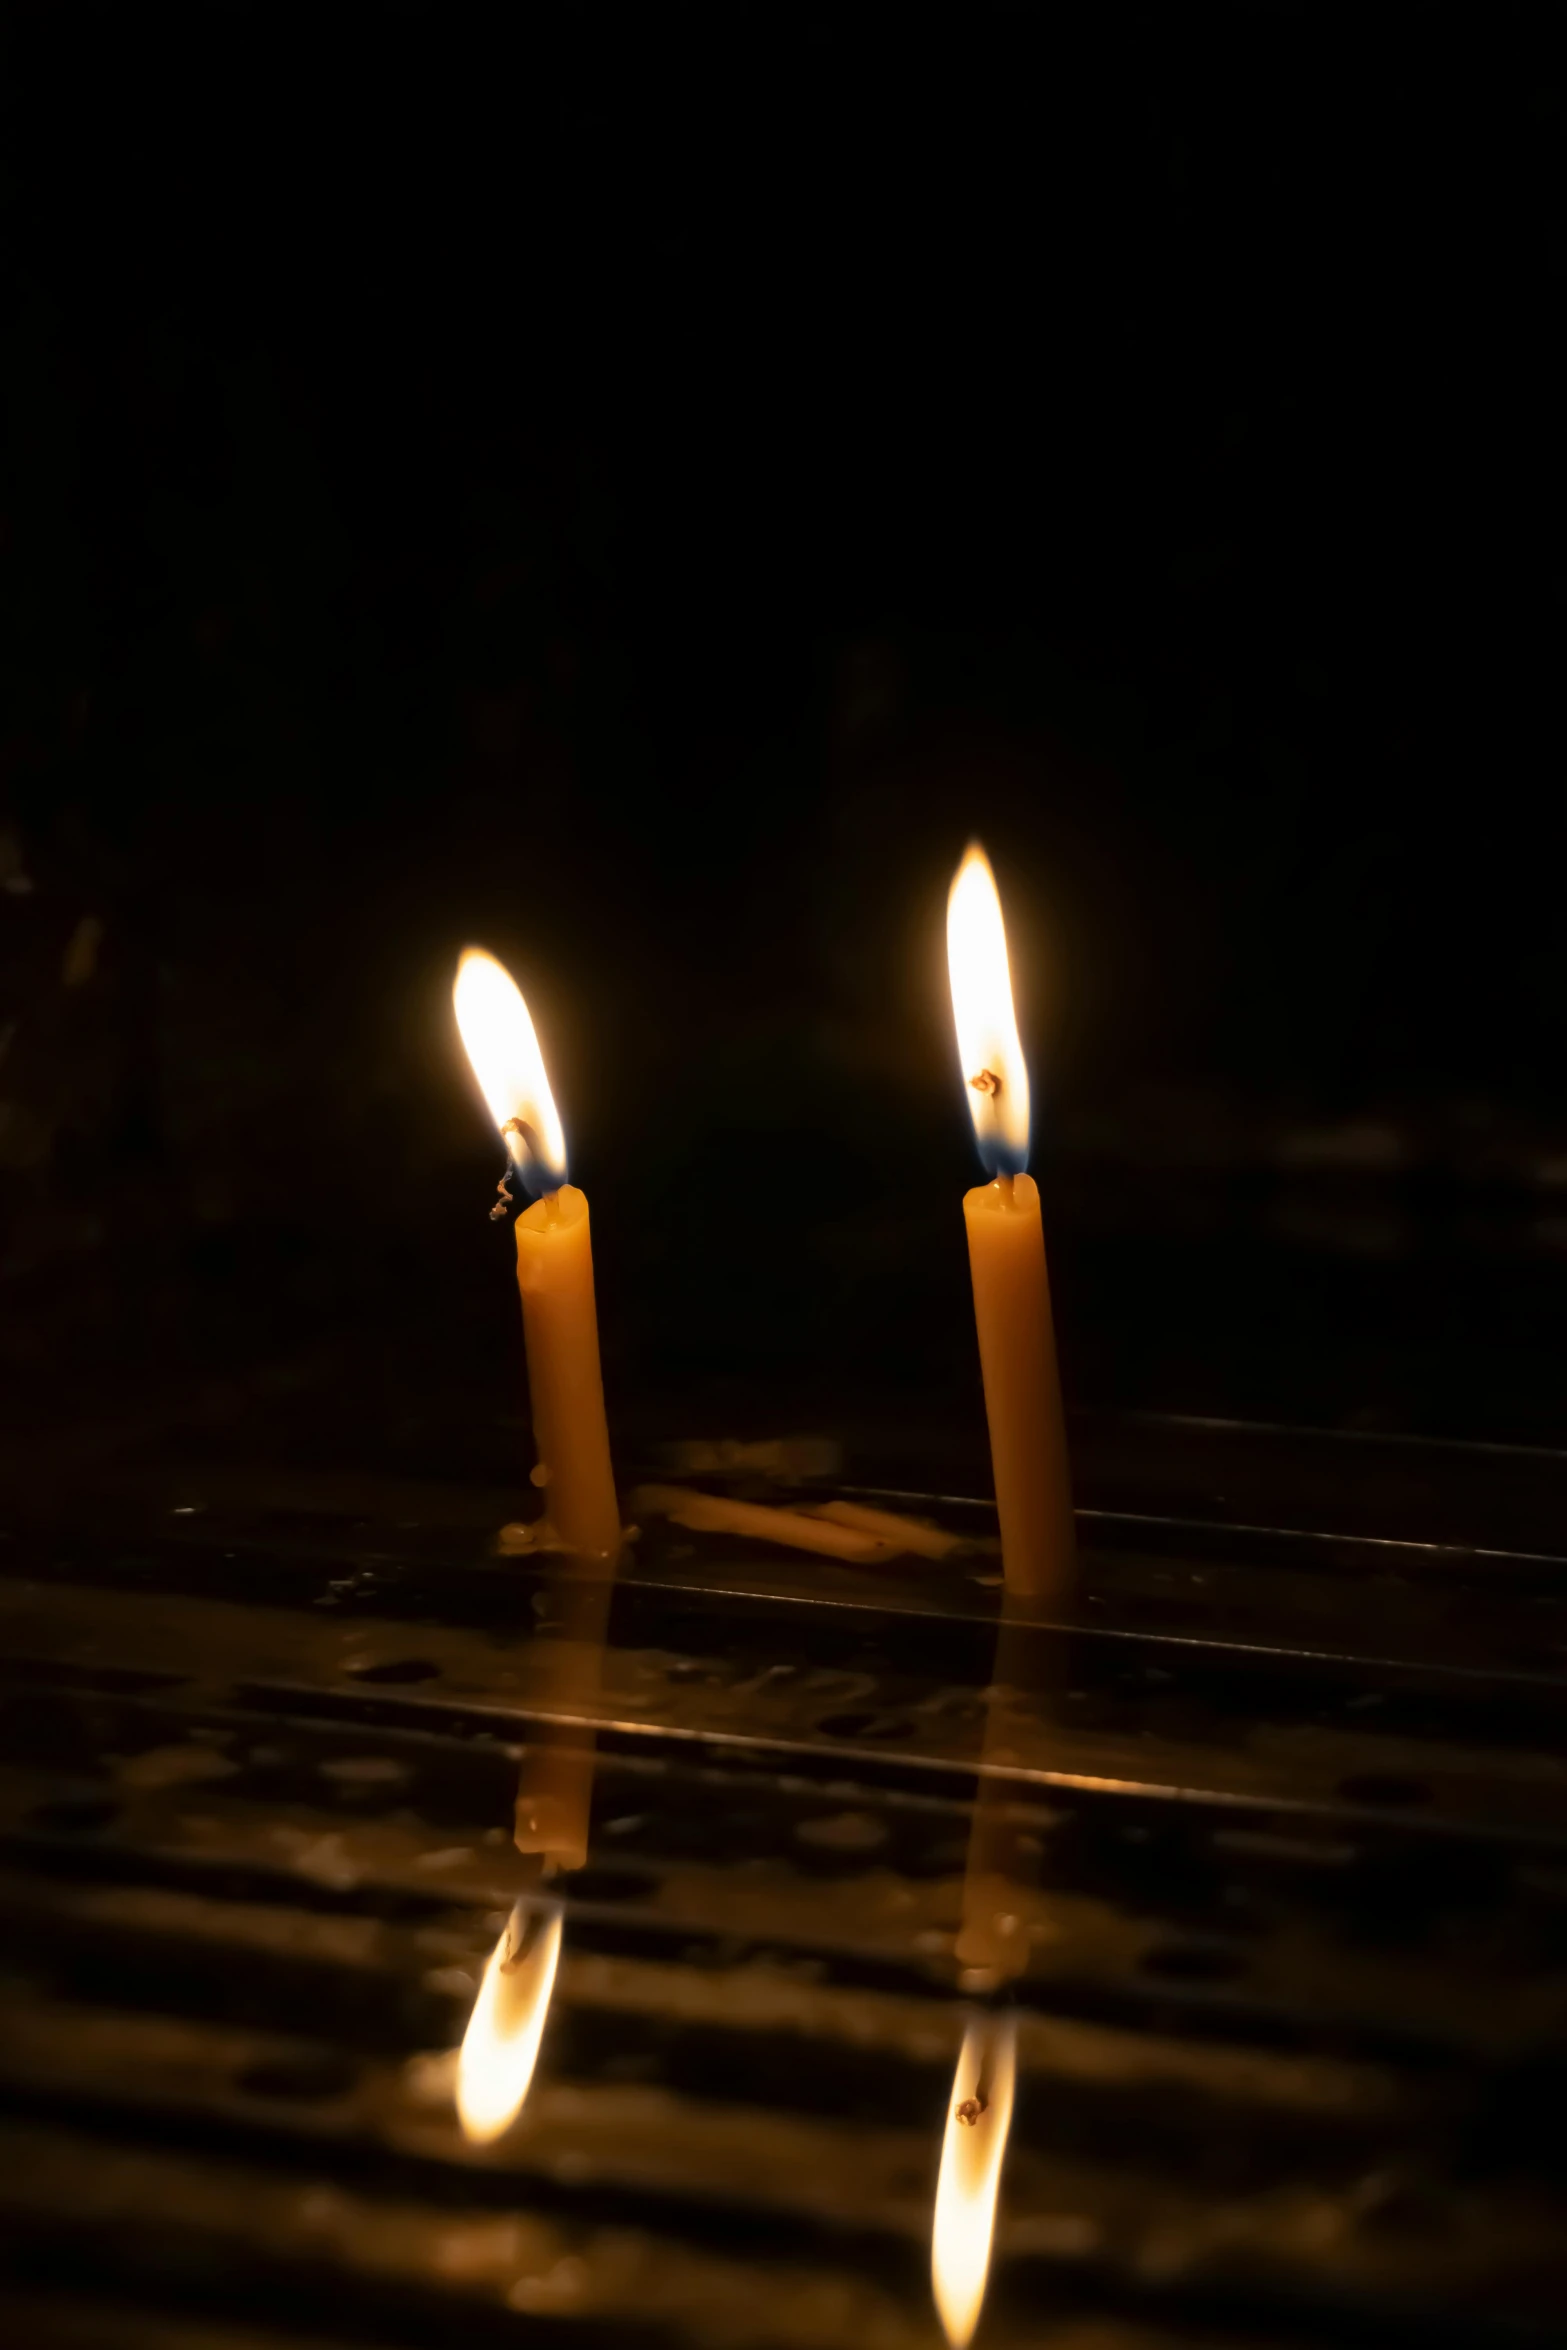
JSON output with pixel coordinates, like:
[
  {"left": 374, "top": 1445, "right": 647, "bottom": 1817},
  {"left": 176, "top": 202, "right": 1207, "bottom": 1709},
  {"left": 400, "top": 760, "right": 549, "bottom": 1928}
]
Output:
[{"left": 1, "top": 6, "right": 1562, "bottom": 1471}]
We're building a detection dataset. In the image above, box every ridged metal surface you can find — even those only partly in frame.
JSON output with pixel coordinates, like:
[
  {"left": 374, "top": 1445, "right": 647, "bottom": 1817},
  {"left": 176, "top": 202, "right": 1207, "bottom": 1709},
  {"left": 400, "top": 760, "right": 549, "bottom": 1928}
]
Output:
[{"left": 3, "top": 1421, "right": 1566, "bottom": 2348}]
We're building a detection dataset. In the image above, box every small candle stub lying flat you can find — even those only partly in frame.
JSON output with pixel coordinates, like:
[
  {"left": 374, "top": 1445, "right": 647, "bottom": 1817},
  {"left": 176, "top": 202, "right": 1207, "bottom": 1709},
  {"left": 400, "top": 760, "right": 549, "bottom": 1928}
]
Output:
[
  {"left": 804, "top": 1499, "right": 961, "bottom": 1560},
  {"left": 629, "top": 1484, "right": 963, "bottom": 1566},
  {"left": 630, "top": 1485, "right": 892, "bottom": 1561}
]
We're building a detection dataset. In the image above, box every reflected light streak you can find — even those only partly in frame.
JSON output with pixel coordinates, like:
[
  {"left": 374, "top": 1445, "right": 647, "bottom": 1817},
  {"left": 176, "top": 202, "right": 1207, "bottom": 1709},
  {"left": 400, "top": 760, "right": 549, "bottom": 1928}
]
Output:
[
  {"left": 455, "top": 1897, "right": 564, "bottom": 2146},
  {"left": 932, "top": 2010, "right": 1018, "bottom": 2349}
]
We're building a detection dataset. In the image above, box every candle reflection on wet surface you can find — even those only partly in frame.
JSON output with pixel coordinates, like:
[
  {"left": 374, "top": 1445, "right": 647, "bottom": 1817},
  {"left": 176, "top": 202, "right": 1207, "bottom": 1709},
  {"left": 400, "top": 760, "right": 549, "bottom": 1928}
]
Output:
[
  {"left": 6, "top": 1417, "right": 1567, "bottom": 2347},
  {"left": 454, "top": 1512, "right": 1047, "bottom": 2339},
  {"left": 933, "top": 1601, "right": 1062, "bottom": 2345},
  {"left": 455, "top": 1897, "right": 564, "bottom": 2146},
  {"left": 457, "top": 1556, "right": 616, "bottom": 2144}
]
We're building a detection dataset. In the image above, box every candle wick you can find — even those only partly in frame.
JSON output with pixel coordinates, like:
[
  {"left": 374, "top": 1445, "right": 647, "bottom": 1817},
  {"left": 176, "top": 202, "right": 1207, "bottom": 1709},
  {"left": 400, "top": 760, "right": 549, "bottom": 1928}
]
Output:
[
  {"left": 995, "top": 1172, "right": 1015, "bottom": 1205},
  {"left": 970, "top": 1069, "right": 1002, "bottom": 1098},
  {"left": 492, "top": 1116, "right": 546, "bottom": 1223},
  {"left": 543, "top": 1188, "right": 562, "bottom": 1227}
]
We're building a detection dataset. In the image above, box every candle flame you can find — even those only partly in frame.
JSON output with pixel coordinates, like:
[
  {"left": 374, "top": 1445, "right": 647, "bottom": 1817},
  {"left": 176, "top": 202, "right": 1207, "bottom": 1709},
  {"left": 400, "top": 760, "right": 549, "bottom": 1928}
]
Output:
[
  {"left": 455, "top": 1898, "right": 563, "bottom": 2145},
  {"left": 931, "top": 2012, "right": 1017, "bottom": 2350},
  {"left": 947, "top": 844, "right": 1030, "bottom": 1176},
  {"left": 453, "top": 947, "right": 568, "bottom": 1194}
]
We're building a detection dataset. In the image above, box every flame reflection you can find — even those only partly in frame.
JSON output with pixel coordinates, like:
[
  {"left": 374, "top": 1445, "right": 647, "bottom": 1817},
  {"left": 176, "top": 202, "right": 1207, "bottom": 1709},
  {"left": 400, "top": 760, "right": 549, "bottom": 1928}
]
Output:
[
  {"left": 456, "top": 1897, "right": 564, "bottom": 2144},
  {"left": 932, "top": 2011, "right": 1018, "bottom": 2350},
  {"left": 946, "top": 842, "right": 1030, "bottom": 1177}
]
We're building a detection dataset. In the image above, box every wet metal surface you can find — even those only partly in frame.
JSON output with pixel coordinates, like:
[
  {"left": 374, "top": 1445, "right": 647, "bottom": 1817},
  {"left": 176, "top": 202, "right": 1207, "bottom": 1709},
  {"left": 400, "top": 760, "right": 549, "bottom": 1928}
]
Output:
[{"left": 3, "top": 1417, "right": 1567, "bottom": 2347}]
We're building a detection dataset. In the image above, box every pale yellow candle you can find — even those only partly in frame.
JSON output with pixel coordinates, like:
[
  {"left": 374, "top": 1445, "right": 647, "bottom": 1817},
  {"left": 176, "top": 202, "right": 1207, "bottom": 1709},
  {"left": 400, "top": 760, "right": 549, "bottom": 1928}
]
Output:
[
  {"left": 455, "top": 948, "right": 622, "bottom": 1563},
  {"left": 947, "top": 845, "right": 1075, "bottom": 1604},
  {"left": 629, "top": 1483, "right": 895, "bottom": 1562}
]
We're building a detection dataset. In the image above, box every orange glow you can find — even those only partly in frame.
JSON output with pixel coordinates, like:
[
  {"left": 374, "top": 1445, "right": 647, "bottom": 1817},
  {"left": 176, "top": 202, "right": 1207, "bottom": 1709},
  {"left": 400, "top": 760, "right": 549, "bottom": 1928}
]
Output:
[
  {"left": 455, "top": 1898, "right": 563, "bottom": 2145},
  {"left": 453, "top": 947, "right": 567, "bottom": 1192},
  {"left": 946, "top": 844, "right": 1030, "bottom": 1175},
  {"left": 931, "top": 2013, "right": 1017, "bottom": 2350}
]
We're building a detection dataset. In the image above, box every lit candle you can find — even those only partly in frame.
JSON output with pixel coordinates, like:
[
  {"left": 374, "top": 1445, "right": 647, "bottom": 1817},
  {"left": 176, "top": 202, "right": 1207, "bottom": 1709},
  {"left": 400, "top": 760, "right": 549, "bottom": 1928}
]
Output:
[
  {"left": 946, "top": 844, "right": 1075, "bottom": 1604},
  {"left": 454, "top": 947, "right": 622, "bottom": 1562}
]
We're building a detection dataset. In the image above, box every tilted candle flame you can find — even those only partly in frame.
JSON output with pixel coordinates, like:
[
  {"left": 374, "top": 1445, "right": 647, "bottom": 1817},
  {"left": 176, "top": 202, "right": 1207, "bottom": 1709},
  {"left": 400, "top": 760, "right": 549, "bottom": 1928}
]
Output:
[
  {"left": 455, "top": 1897, "right": 564, "bottom": 2145},
  {"left": 932, "top": 2011, "right": 1018, "bottom": 2349},
  {"left": 454, "top": 946, "right": 568, "bottom": 1198},
  {"left": 947, "top": 843, "right": 1030, "bottom": 1178}
]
